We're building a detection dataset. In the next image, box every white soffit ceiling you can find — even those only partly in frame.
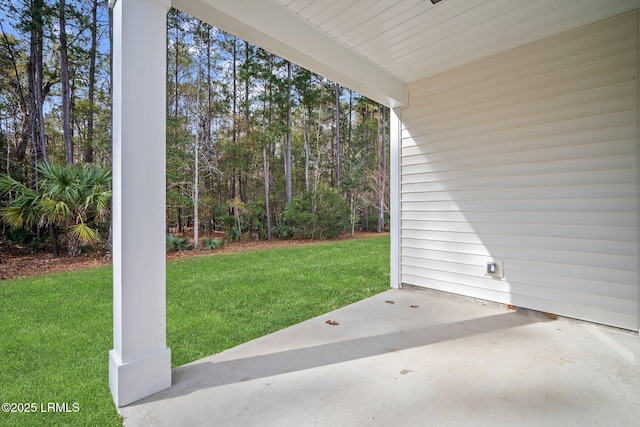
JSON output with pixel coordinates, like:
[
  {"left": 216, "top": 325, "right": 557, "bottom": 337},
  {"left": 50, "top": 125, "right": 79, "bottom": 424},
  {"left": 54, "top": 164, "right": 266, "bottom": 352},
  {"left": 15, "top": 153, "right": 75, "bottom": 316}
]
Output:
[
  {"left": 276, "top": 0, "right": 640, "bottom": 84},
  {"left": 174, "top": 0, "right": 640, "bottom": 107}
]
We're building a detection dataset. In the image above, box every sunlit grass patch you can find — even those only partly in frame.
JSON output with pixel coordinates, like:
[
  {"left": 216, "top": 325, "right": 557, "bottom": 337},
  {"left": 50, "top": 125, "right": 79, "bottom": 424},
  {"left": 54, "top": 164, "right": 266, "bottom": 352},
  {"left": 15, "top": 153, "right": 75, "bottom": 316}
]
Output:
[{"left": 0, "top": 235, "right": 389, "bottom": 426}]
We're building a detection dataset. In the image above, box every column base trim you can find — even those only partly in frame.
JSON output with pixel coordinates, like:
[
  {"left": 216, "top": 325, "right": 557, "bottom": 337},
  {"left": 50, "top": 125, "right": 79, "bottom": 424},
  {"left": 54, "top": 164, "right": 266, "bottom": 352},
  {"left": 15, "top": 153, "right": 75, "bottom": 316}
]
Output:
[{"left": 109, "top": 347, "right": 171, "bottom": 407}]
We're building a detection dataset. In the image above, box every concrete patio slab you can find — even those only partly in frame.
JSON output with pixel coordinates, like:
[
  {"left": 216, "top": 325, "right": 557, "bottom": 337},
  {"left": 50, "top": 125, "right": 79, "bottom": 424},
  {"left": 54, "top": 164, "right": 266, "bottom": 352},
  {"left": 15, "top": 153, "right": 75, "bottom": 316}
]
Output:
[{"left": 120, "top": 287, "right": 640, "bottom": 426}]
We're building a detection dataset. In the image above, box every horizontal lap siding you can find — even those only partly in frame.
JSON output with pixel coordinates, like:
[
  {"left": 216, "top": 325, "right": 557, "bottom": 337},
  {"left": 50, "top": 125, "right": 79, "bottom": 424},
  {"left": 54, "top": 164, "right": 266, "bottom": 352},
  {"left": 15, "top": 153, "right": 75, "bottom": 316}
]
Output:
[{"left": 401, "top": 11, "right": 639, "bottom": 330}]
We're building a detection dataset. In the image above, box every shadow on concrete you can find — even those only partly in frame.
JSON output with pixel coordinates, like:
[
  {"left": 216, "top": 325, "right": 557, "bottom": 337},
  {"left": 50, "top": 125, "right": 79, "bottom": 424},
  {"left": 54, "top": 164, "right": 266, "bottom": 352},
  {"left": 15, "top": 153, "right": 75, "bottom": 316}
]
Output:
[{"left": 138, "top": 309, "right": 548, "bottom": 403}]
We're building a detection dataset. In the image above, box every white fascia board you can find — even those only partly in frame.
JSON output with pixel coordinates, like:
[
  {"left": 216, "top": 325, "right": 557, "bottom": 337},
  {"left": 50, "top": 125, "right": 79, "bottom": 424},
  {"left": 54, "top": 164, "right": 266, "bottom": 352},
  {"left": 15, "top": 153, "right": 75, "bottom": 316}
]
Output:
[{"left": 172, "top": 0, "right": 407, "bottom": 108}]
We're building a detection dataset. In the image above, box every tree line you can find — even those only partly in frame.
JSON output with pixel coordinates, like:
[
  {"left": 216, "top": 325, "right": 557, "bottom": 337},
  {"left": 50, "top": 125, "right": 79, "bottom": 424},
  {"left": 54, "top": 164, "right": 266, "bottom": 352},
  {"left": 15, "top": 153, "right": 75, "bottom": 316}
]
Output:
[{"left": 0, "top": 2, "right": 390, "bottom": 256}]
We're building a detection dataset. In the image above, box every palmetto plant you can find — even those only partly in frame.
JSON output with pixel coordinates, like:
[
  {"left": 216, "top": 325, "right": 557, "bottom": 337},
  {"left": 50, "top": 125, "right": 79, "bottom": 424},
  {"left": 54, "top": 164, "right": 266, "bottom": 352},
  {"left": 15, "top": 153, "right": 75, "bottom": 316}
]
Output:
[{"left": 0, "top": 162, "right": 112, "bottom": 257}]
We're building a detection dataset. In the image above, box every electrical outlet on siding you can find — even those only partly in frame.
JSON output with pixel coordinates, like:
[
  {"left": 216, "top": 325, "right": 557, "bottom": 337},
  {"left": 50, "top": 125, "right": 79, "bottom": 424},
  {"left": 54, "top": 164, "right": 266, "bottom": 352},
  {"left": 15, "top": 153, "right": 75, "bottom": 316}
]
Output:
[{"left": 484, "top": 259, "right": 504, "bottom": 279}]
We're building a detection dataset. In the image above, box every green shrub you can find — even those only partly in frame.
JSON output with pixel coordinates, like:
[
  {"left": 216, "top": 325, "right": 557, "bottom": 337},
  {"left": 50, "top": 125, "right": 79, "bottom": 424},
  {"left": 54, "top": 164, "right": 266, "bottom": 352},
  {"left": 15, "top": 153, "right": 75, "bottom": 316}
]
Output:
[
  {"left": 203, "top": 237, "right": 224, "bottom": 250},
  {"left": 283, "top": 193, "right": 316, "bottom": 239},
  {"left": 363, "top": 212, "right": 390, "bottom": 232},
  {"left": 166, "top": 234, "right": 192, "bottom": 251},
  {"left": 6, "top": 227, "right": 32, "bottom": 243},
  {"left": 227, "top": 226, "right": 241, "bottom": 242},
  {"left": 244, "top": 198, "right": 267, "bottom": 237},
  {"left": 283, "top": 187, "right": 350, "bottom": 239},
  {"left": 274, "top": 224, "right": 293, "bottom": 239}
]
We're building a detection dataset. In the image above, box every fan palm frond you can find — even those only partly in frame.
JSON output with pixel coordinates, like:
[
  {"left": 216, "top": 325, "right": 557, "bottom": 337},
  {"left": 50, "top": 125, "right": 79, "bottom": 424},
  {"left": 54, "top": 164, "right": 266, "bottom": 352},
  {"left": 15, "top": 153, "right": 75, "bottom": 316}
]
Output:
[{"left": 68, "top": 222, "right": 98, "bottom": 243}]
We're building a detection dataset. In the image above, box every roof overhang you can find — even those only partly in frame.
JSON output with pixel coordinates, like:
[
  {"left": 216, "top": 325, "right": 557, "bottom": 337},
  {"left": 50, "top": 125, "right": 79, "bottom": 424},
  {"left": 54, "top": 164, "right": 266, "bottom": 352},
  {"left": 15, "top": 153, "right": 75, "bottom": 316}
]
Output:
[
  {"left": 159, "top": 0, "right": 640, "bottom": 109},
  {"left": 172, "top": 0, "right": 408, "bottom": 108}
]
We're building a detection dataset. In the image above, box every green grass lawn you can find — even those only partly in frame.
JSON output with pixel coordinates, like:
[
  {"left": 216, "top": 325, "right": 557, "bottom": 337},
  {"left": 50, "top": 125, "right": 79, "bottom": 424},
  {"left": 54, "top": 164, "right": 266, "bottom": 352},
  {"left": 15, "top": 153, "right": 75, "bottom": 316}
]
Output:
[{"left": 0, "top": 235, "right": 389, "bottom": 426}]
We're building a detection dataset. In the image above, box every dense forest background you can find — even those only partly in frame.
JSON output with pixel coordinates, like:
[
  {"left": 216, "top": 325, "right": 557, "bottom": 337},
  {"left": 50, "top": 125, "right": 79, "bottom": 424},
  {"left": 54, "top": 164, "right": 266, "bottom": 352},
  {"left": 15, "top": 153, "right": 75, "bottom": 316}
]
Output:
[{"left": 0, "top": 1, "right": 389, "bottom": 257}]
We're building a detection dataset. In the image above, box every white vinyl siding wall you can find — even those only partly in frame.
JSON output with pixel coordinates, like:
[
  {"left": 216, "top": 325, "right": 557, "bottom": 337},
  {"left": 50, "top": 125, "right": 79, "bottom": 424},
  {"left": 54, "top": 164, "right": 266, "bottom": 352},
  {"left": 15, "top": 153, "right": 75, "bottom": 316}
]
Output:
[{"left": 400, "top": 11, "right": 639, "bottom": 331}]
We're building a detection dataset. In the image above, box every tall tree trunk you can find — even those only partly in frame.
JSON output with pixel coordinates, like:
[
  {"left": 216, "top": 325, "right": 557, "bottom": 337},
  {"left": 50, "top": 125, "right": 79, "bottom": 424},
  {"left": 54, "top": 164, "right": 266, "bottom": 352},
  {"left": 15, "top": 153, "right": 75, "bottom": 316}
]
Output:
[
  {"left": 285, "top": 61, "right": 292, "bottom": 203},
  {"left": 60, "top": 0, "right": 73, "bottom": 164},
  {"left": 382, "top": 106, "right": 387, "bottom": 230},
  {"left": 335, "top": 82, "right": 341, "bottom": 187},
  {"left": 193, "top": 72, "right": 201, "bottom": 249},
  {"left": 205, "top": 25, "right": 213, "bottom": 233},
  {"left": 303, "top": 105, "right": 310, "bottom": 191},
  {"left": 172, "top": 10, "right": 180, "bottom": 116},
  {"left": 262, "top": 83, "right": 271, "bottom": 240},
  {"left": 27, "top": 0, "right": 47, "bottom": 178},
  {"left": 241, "top": 40, "right": 250, "bottom": 203},
  {"left": 363, "top": 103, "right": 370, "bottom": 228},
  {"left": 313, "top": 101, "right": 323, "bottom": 193},
  {"left": 350, "top": 195, "right": 356, "bottom": 237},
  {"left": 348, "top": 89, "right": 353, "bottom": 149},
  {"left": 230, "top": 36, "right": 237, "bottom": 201},
  {"left": 377, "top": 104, "right": 383, "bottom": 233},
  {"left": 85, "top": 0, "right": 98, "bottom": 163},
  {"left": 263, "top": 143, "right": 271, "bottom": 241},
  {"left": 364, "top": 102, "right": 370, "bottom": 149}
]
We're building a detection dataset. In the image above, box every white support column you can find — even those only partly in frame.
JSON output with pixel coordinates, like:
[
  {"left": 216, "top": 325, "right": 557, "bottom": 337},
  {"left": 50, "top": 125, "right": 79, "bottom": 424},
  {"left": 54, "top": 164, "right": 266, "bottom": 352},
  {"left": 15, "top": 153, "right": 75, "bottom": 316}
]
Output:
[
  {"left": 390, "top": 108, "right": 402, "bottom": 289},
  {"left": 109, "top": 0, "right": 171, "bottom": 407}
]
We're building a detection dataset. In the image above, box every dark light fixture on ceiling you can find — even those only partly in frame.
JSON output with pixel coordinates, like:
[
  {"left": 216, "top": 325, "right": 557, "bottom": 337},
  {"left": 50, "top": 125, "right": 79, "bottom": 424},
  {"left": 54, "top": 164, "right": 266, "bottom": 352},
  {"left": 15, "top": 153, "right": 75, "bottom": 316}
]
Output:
[{"left": 431, "top": 0, "right": 443, "bottom": 4}]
